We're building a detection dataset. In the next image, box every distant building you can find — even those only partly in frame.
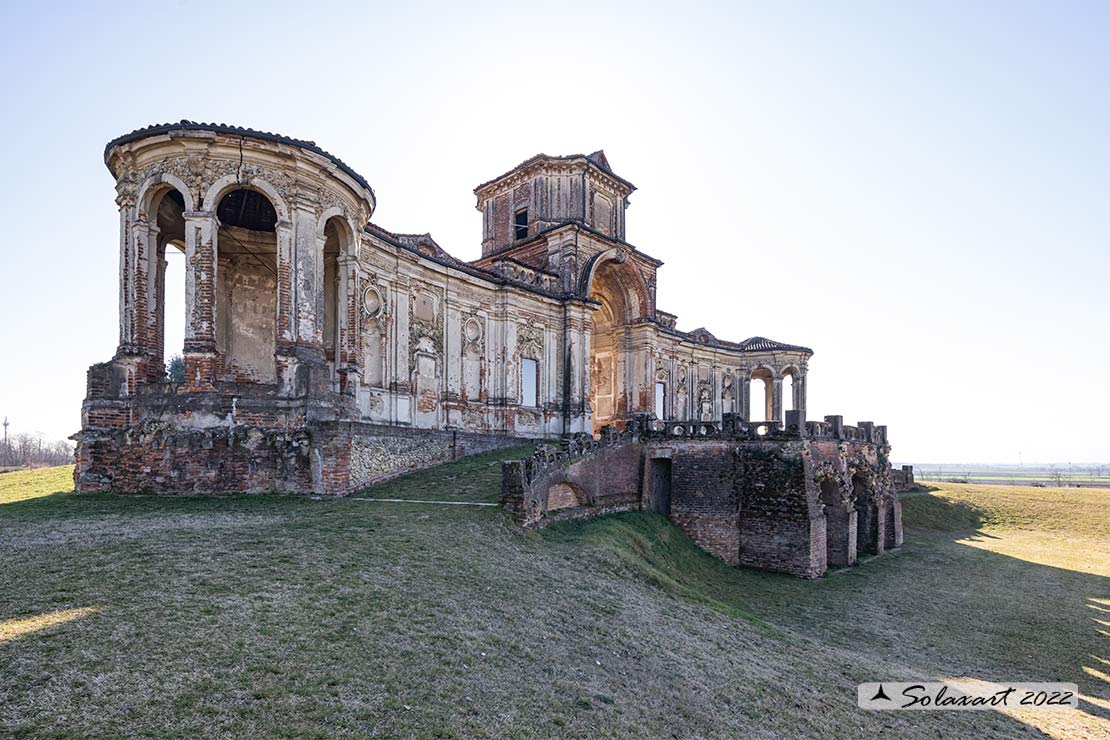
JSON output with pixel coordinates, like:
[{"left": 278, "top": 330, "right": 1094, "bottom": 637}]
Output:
[{"left": 892, "top": 465, "right": 916, "bottom": 490}]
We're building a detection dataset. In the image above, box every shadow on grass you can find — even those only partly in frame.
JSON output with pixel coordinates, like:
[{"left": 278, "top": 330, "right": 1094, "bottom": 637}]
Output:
[
  {"left": 0, "top": 489, "right": 312, "bottom": 525},
  {"left": 899, "top": 490, "right": 993, "bottom": 531},
  {"left": 543, "top": 497, "right": 1109, "bottom": 735},
  {"left": 900, "top": 483, "right": 941, "bottom": 494}
]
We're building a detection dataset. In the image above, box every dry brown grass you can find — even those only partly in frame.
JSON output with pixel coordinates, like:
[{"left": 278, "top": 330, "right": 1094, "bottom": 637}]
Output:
[{"left": 1, "top": 467, "right": 1107, "bottom": 738}]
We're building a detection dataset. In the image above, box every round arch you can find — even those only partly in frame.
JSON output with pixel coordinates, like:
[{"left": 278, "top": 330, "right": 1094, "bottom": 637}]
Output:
[
  {"left": 748, "top": 365, "right": 775, "bottom": 423},
  {"left": 546, "top": 481, "right": 585, "bottom": 512},
  {"left": 202, "top": 174, "right": 289, "bottom": 223},
  {"left": 318, "top": 207, "right": 360, "bottom": 256},
  {"left": 586, "top": 251, "right": 653, "bottom": 435},
  {"left": 207, "top": 183, "right": 281, "bottom": 384},
  {"left": 321, "top": 212, "right": 357, "bottom": 376},
  {"left": 578, "top": 248, "right": 651, "bottom": 322},
  {"left": 780, "top": 365, "right": 799, "bottom": 416},
  {"left": 136, "top": 173, "right": 195, "bottom": 220}
]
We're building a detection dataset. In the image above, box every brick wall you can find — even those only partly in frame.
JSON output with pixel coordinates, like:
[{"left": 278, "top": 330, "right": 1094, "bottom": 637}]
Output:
[
  {"left": 74, "top": 419, "right": 521, "bottom": 496},
  {"left": 736, "top": 442, "right": 826, "bottom": 578},
  {"left": 664, "top": 440, "right": 740, "bottom": 565},
  {"left": 500, "top": 435, "right": 896, "bottom": 579},
  {"left": 74, "top": 424, "right": 315, "bottom": 494},
  {"left": 500, "top": 442, "right": 642, "bottom": 527}
]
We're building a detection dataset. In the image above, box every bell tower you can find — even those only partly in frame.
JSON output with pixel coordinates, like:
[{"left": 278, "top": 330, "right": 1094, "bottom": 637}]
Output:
[{"left": 473, "top": 150, "right": 636, "bottom": 257}]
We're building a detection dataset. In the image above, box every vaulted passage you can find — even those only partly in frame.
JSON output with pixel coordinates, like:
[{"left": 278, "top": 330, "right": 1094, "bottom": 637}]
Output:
[
  {"left": 153, "top": 188, "right": 187, "bottom": 379},
  {"left": 216, "top": 188, "right": 278, "bottom": 383},
  {"left": 853, "top": 473, "right": 880, "bottom": 556},
  {"left": 588, "top": 257, "right": 648, "bottom": 435},
  {"left": 589, "top": 263, "right": 623, "bottom": 434},
  {"left": 821, "top": 478, "right": 857, "bottom": 566}
]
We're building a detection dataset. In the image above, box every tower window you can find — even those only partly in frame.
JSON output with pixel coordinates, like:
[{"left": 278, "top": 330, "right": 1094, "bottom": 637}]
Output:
[{"left": 514, "top": 208, "right": 529, "bottom": 240}]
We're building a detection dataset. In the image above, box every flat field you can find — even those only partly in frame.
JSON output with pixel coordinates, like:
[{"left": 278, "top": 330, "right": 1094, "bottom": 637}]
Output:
[{"left": 1, "top": 459, "right": 1107, "bottom": 738}]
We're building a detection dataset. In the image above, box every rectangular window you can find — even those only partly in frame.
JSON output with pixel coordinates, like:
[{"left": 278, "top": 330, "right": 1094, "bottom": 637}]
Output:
[
  {"left": 655, "top": 382, "right": 666, "bottom": 420},
  {"left": 521, "top": 357, "right": 538, "bottom": 407},
  {"left": 514, "top": 208, "right": 529, "bottom": 240}
]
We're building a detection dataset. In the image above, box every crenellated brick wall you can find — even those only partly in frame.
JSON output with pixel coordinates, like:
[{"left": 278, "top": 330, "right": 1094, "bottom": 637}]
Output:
[{"left": 500, "top": 417, "right": 902, "bottom": 579}]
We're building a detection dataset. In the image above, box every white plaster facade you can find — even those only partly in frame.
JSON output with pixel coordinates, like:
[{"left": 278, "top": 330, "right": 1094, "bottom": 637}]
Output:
[{"left": 96, "top": 122, "right": 813, "bottom": 440}]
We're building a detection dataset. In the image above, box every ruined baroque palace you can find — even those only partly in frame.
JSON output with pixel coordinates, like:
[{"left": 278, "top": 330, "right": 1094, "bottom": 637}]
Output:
[{"left": 75, "top": 121, "right": 902, "bottom": 577}]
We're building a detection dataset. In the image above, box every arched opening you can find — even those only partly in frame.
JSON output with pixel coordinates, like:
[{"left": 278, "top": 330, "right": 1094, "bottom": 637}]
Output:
[
  {"left": 884, "top": 498, "right": 898, "bottom": 549},
  {"left": 322, "top": 216, "right": 352, "bottom": 387},
  {"left": 821, "top": 478, "right": 856, "bottom": 567},
  {"left": 749, "top": 367, "right": 773, "bottom": 422},
  {"left": 781, "top": 369, "right": 795, "bottom": 421},
  {"left": 215, "top": 188, "right": 278, "bottom": 383},
  {"left": 588, "top": 259, "right": 639, "bottom": 435},
  {"left": 546, "top": 482, "right": 584, "bottom": 512},
  {"left": 649, "top": 457, "right": 672, "bottom": 515},
  {"left": 150, "top": 187, "right": 187, "bottom": 381},
  {"left": 853, "top": 473, "right": 879, "bottom": 556}
]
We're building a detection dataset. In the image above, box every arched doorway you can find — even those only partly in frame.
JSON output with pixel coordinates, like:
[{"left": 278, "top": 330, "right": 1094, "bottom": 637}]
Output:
[
  {"left": 214, "top": 188, "right": 278, "bottom": 383},
  {"left": 149, "top": 187, "right": 187, "bottom": 381},
  {"left": 821, "top": 477, "right": 856, "bottom": 566},
  {"left": 853, "top": 473, "right": 879, "bottom": 556},
  {"left": 586, "top": 256, "right": 647, "bottom": 435},
  {"left": 749, "top": 367, "right": 773, "bottom": 422},
  {"left": 322, "top": 215, "right": 355, "bottom": 390}
]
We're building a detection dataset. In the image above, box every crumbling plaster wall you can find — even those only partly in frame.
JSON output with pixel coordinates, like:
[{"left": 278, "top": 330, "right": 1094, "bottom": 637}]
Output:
[{"left": 79, "top": 123, "right": 836, "bottom": 502}]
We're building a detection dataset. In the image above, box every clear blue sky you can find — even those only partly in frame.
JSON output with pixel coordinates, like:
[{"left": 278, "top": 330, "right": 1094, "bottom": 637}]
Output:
[{"left": 1, "top": 1, "right": 1107, "bottom": 464}]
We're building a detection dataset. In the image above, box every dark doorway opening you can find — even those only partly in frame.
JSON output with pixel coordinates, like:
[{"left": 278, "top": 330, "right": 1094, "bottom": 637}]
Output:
[{"left": 650, "top": 458, "right": 672, "bottom": 516}]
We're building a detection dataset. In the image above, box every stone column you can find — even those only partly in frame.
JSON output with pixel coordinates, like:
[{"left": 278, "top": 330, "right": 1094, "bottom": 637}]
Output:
[
  {"left": 135, "top": 220, "right": 163, "bottom": 382},
  {"left": 291, "top": 203, "right": 325, "bottom": 358},
  {"left": 275, "top": 219, "right": 295, "bottom": 351},
  {"left": 115, "top": 195, "right": 156, "bottom": 363},
  {"left": 712, "top": 365, "right": 721, "bottom": 420},
  {"left": 739, "top": 372, "right": 751, "bottom": 422},
  {"left": 336, "top": 254, "right": 361, "bottom": 394},
  {"left": 771, "top": 376, "right": 783, "bottom": 424},
  {"left": 115, "top": 196, "right": 136, "bottom": 357},
  {"left": 154, "top": 240, "right": 168, "bottom": 369},
  {"left": 182, "top": 210, "right": 219, "bottom": 388},
  {"left": 139, "top": 222, "right": 165, "bottom": 379},
  {"left": 794, "top": 372, "right": 807, "bottom": 426}
]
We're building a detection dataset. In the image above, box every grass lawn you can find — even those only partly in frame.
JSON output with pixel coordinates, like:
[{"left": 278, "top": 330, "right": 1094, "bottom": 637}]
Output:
[{"left": 1, "top": 464, "right": 1107, "bottom": 738}]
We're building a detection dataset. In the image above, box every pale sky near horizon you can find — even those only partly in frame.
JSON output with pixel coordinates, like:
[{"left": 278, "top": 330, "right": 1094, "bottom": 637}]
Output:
[{"left": 1, "top": 1, "right": 1107, "bottom": 464}]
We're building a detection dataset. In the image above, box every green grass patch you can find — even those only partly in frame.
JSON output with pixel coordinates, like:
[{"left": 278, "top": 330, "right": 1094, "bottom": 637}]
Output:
[
  {"left": 0, "top": 465, "right": 75, "bottom": 505},
  {"left": 353, "top": 445, "right": 533, "bottom": 503},
  {"left": 544, "top": 512, "right": 781, "bottom": 634},
  {"left": 901, "top": 480, "right": 1110, "bottom": 535}
]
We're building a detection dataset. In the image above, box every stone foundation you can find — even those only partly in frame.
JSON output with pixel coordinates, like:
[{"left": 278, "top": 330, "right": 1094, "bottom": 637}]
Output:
[{"left": 75, "top": 417, "right": 521, "bottom": 496}]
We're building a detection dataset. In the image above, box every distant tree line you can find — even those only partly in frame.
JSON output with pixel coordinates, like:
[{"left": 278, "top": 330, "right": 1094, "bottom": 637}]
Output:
[{"left": 0, "top": 429, "right": 74, "bottom": 469}]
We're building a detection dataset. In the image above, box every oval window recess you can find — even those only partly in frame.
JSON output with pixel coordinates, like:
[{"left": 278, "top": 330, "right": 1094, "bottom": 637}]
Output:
[
  {"left": 464, "top": 318, "right": 482, "bottom": 343},
  {"left": 363, "top": 287, "right": 383, "bottom": 318}
]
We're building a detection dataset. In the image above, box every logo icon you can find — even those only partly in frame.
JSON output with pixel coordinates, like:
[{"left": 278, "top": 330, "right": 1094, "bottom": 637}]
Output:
[{"left": 870, "top": 684, "right": 892, "bottom": 702}]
